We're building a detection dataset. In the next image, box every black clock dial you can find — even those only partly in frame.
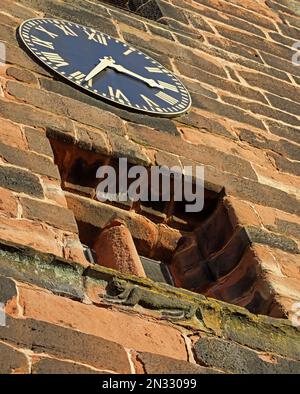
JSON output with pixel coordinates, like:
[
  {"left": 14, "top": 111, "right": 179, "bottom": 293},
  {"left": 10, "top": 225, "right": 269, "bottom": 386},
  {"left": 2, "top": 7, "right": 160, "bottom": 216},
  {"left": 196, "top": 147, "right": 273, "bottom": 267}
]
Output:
[{"left": 18, "top": 18, "right": 192, "bottom": 117}]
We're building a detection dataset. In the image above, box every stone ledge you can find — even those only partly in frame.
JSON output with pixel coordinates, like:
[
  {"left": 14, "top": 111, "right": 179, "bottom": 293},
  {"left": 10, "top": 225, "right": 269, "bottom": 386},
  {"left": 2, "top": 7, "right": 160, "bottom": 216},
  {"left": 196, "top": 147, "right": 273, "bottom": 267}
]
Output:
[{"left": 0, "top": 238, "right": 299, "bottom": 361}]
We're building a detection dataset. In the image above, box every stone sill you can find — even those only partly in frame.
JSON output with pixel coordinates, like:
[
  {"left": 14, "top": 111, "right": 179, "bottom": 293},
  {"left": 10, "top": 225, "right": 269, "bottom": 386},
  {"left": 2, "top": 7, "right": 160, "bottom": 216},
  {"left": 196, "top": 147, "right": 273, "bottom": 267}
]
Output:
[{"left": 0, "top": 237, "right": 299, "bottom": 361}]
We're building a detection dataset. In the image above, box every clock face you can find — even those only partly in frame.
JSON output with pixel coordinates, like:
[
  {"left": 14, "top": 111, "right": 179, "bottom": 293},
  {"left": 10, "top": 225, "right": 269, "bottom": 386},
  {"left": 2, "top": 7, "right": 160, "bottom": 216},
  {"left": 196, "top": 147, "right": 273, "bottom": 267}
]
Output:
[{"left": 18, "top": 18, "right": 192, "bottom": 117}]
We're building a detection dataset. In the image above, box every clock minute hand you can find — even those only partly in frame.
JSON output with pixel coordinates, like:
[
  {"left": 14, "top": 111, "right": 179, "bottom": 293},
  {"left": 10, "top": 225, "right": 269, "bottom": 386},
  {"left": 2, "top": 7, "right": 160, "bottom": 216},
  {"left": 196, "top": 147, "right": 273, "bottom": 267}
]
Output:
[
  {"left": 109, "top": 63, "right": 164, "bottom": 89},
  {"left": 85, "top": 57, "right": 114, "bottom": 82}
]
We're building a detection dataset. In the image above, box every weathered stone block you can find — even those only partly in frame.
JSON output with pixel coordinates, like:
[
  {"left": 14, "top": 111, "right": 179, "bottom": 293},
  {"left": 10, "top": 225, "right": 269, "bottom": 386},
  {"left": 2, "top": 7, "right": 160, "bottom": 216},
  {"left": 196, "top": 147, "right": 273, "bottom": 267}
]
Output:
[
  {"left": 0, "top": 316, "right": 131, "bottom": 373},
  {"left": 136, "top": 352, "right": 221, "bottom": 374},
  {"left": 32, "top": 357, "right": 110, "bottom": 374},
  {"left": 6, "top": 66, "right": 38, "bottom": 85},
  {"left": 194, "top": 337, "right": 300, "bottom": 374},
  {"left": 0, "top": 341, "right": 30, "bottom": 374},
  {"left": 0, "top": 165, "right": 44, "bottom": 198},
  {"left": 24, "top": 127, "right": 54, "bottom": 157},
  {"left": 20, "top": 197, "right": 78, "bottom": 233},
  {"left": 0, "top": 142, "right": 60, "bottom": 179}
]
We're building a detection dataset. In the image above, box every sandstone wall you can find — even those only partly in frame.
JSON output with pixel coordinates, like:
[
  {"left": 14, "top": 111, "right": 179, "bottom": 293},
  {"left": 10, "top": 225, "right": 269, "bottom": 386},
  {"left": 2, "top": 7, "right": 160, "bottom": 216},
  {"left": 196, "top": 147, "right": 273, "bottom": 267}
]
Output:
[{"left": 0, "top": 0, "right": 299, "bottom": 374}]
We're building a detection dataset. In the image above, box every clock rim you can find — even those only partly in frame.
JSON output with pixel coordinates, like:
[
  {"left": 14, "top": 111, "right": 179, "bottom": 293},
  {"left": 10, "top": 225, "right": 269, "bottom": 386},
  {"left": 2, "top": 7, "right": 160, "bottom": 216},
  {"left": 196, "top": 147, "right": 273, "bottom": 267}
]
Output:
[{"left": 18, "top": 17, "right": 192, "bottom": 118}]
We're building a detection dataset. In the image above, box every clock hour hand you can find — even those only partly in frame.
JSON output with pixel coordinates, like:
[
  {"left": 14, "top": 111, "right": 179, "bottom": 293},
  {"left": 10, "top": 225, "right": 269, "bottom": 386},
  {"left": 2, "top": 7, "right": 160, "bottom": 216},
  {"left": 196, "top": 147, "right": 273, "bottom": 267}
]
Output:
[
  {"left": 109, "top": 63, "right": 164, "bottom": 89},
  {"left": 85, "top": 57, "right": 114, "bottom": 82}
]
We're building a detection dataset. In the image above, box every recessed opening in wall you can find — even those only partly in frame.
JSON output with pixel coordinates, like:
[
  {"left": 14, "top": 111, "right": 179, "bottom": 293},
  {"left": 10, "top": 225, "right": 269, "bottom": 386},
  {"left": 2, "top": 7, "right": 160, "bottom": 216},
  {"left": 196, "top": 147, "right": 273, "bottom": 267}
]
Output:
[
  {"left": 49, "top": 136, "right": 279, "bottom": 317},
  {"left": 50, "top": 136, "right": 219, "bottom": 261},
  {"left": 100, "top": 0, "right": 168, "bottom": 22},
  {"left": 50, "top": 136, "right": 220, "bottom": 240}
]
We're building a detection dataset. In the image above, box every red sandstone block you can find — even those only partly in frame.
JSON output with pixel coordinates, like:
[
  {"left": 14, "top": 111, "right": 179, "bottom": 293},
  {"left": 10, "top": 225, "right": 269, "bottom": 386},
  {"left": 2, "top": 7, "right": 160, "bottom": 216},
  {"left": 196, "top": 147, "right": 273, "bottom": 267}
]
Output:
[
  {"left": 84, "top": 276, "right": 107, "bottom": 305},
  {"left": 198, "top": 162, "right": 299, "bottom": 216},
  {"left": 93, "top": 219, "right": 146, "bottom": 278},
  {"left": 109, "top": 133, "right": 150, "bottom": 165},
  {"left": 0, "top": 215, "right": 63, "bottom": 257},
  {"left": 147, "top": 22, "right": 175, "bottom": 40},
  {"left": 237, "top": 127, "right": 300, "bottom": 163},
  {"left": 252, "top": 244, "right": 292, "bottom": 278},
  {"left": 16, "top": 282, "right": 188, "bottom": 360},
  {"left": 178, "top": 109, "right": 236, "bottom": 140},
  {"left": 191, "top": 91, "right": 278, "bottom": 130},
  {"left": 42, "top": 178, "right": 68, "bottom": 208},
  {"left": 254, "top": 204, "right": 300, "bottom": 239},
  {"left": 259, "top": 49, "right": 300, "bottom": 80},
  {"left": 0, "top": 22, "right": 17, "bottom": 46},
  {"left": 0, "top": 117, "right": 27, "bottom": 150},
  {"left": 208, "top": 246, "right": 293, "bottom": 318},
  {"left": 63, "top": 234, "right": 88, "bottom": 266},
  {"left": 255, "top": 245, "right": 300, "bottom": 287},
  {"left": 0, "top": 187, "right": 18, "bottom": 217},
  {"left": 155, "top": 223, "right": 181, "bottom": 261},
  {"left": 65, "top": 193, "right": 159, "bottom": 255},
  {"left": 224, "top": 196, "right": 261, "bottom": 228}
]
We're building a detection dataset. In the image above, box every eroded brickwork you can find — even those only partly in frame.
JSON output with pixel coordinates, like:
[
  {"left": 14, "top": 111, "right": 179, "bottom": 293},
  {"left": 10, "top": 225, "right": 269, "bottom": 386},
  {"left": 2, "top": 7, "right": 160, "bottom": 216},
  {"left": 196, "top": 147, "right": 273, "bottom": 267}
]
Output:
[{"left": 0, "top": 0, "right": 299, "bottom": 374}]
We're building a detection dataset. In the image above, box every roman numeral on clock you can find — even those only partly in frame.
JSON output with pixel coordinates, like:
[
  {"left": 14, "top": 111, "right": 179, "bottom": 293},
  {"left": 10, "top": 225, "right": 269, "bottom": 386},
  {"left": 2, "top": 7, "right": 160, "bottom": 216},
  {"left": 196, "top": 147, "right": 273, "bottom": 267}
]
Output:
[
  {"left": 70, "top": 71, "right": 93, "bottom": 87},
  {"left": 145, "top": 67, "right": 164, "bottom": 73},
  {"left": 31, "top": 35, "right": 54, "bottom": 49},
  {"left": 41, "top": 52, "right": 69, "bottom": 68},
  {"left": 108, "top": 87, "right": 130, "bottom": 104},
  {"left": 155, "top": 91, "right": 178, "bottom": 105},
  {"left": 157, "top": 81, "right": 179, "bottom": 92},
  {"left": 35, "top": 25, "right": 58, "bottom": 38},
  {"left": 55, "top": 24, "right": 77, "bottom": 36},
  {"left": 140, "top": 94, "right": 159, "bottom": 109},
  {"left": 86, "top": 29, "right": 107, "bottom": 45},
  {"left": 123, "top": 48, "right": 135, "bottom": 56}
]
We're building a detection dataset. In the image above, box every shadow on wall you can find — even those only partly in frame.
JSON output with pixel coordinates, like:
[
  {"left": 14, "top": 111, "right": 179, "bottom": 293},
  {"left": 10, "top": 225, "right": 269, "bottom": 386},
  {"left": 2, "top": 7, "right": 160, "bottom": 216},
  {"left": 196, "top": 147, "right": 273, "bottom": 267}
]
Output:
[
  {"left": 170, "top": 201, "right": 278, "bottom": 316},
  {"left": 49, "top": 137, "right": 283, "bottom": 318},
  {"left": 101, "top": 0, "right": 168, "bottom": 22}
]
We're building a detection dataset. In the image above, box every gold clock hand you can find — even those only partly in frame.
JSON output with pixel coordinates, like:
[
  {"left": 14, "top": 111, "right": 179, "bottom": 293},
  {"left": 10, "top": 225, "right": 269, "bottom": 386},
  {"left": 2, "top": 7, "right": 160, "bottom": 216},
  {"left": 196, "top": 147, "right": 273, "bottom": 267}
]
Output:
[
  {"left": 109, "top": 62, "right": 164, "bottom": 89},
  {"left": 85, "top": 57, "right": 114, "bottom": 82}
]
